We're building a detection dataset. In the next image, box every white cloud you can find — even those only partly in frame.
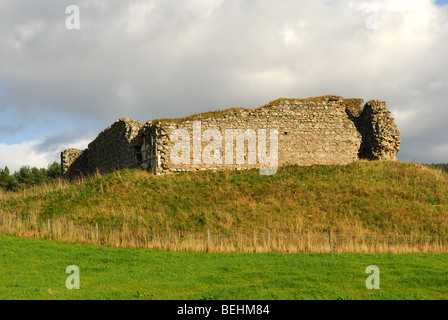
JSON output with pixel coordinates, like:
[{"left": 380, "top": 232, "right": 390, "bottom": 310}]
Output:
[
  {"left": 0, "top": 141, "right": 49, "bottom": 172},
  {"left": 12, "top": 19, "right": 47, "bottom": 50},
  {"left": 127, "top": 2, "right": 157, "bottom": 35},
  {"left": 0, "top": 138, "right": 91, "bottom": 173}
]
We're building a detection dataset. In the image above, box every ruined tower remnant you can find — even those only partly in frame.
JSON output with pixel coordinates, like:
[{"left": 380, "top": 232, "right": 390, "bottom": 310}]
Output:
[
  {"left": 61, "top": 118, "right": 142, "bottom": 177},
  {"left": 61, "top": 95, "right": 400, "bottom": 178}
]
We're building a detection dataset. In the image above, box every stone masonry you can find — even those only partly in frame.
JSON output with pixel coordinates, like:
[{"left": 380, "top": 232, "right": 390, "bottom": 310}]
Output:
[
  {"left": 61, "top": 95, "right": 400, "bottom": 178},
  {"left": 61, "top": 118, "right": 142, "bottom": 177}
]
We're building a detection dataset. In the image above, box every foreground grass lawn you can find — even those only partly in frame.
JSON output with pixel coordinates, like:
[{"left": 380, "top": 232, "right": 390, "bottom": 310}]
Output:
[{"left": 0, "top": 235, "right": 446, "bottom": 300}]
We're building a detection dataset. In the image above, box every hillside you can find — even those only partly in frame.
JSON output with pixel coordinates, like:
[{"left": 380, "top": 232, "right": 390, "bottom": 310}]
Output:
[{"left": 0, "top": 161, "right": 447, "bottom": 239}]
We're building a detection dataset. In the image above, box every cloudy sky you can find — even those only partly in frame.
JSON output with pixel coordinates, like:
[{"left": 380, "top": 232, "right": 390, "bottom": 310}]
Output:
[{"left": 0, "top": 0, "right": 448, "bottom": 172}]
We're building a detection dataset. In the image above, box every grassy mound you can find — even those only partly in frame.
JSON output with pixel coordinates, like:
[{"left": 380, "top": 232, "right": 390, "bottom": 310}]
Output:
[{"left": 1, "top": 161, "right": 447, "bottom": 236}]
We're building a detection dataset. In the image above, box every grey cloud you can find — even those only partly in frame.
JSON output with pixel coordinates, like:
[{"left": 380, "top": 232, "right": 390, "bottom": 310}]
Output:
[
  {"left": 0, "top": 0, "right": 448, "bottom": 164},
  {"left": 32, "top": 128, "right": 94, "bottom": 154},
  {"left": 0, "top": 123, "right": 25, "bottom": 134}
]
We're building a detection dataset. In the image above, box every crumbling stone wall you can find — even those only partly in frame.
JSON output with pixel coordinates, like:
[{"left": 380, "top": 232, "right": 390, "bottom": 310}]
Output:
[
  {"left": 61, "top": 148, "right": 89, "bottom": 177},
  {"left": 87, "top": 118, "right": 142, "bottom": 174},
  {"left": 353, "top": 100, "right": 401, "bottom": 161},
  {"left": 61, "top": 118, "right": 142, "bottom": 179},
  {"left": 61, "top": 95, "right": 400, "bottom": 178}
]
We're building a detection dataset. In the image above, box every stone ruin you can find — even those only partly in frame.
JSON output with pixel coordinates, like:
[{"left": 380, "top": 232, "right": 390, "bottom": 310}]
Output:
[{"left": 61, "top": 95, "right": 400, "bottom": 178}]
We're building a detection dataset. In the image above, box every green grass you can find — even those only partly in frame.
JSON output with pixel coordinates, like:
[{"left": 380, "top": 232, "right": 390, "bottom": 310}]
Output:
[{"left": 0, "top": 236, "right": 446, "bottom": 300}]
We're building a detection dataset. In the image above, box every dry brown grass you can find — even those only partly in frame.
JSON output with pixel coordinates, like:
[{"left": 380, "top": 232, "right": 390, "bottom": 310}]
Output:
[{"left": 1, "top": 214, "right": 446, "bottom": 253}]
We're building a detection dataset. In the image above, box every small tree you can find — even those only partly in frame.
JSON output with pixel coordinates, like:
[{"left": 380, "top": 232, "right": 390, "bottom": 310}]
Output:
[
  {"left": 0, "top": 167, "right": 13, "bottom": 190},
  {"left": 6, "top": 177, "right": 22, "bottom": 192},
  {"left": 47, "top": 162, "right": 61, "bottom": 180},
  {"left": 15, "top": 166, "right": 33, "bottom": 186}
]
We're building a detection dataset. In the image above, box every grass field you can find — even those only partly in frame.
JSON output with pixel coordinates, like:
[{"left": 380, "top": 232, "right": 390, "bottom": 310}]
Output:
[{"left": 0, "top": 235, "right": 447, "bottom": 300}]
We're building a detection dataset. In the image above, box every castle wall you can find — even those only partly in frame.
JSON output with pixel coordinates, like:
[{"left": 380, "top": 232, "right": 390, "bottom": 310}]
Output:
[
  {"left": 61, "top": 148, "right": 89, "bottom": 177},
  {"left": 87, "top": 118, "right": 142, "bottom": 174},
  {"left": 353, "top": 100, "right": 401, "bottom": 161},
  {"left": 62, "top": 96, "right": 400, "bottom": 178},
  {"left": 146, "top": 96, "right": 367, "bottom": 174},
  {"left": 62, "top": 118, "right": 142, "bottom": 179}
]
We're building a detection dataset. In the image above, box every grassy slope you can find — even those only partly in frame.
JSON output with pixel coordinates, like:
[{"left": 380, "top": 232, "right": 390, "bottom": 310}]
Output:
[
  {"left": 0, "top": 161, "right": 447, "bottom": 236},
  {"left": 0, "top": 235, "right": 447, "bottom": 300}
]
